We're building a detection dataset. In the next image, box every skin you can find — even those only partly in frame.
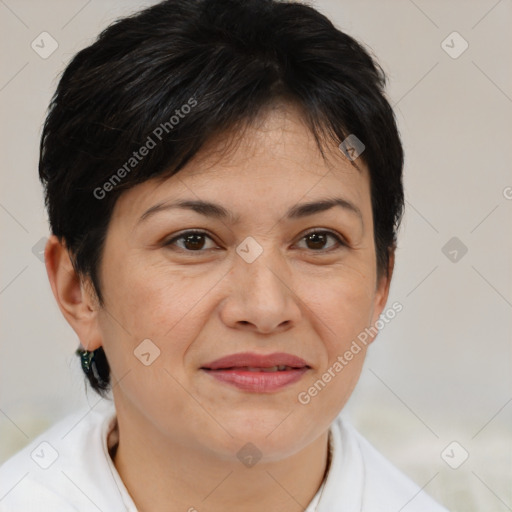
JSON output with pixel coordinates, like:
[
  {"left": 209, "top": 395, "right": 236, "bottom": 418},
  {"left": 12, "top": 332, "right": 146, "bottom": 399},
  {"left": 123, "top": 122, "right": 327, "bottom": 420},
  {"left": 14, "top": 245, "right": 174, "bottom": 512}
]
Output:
[{"left": 45, "top": 103, "right": 394, "bottom": 512}]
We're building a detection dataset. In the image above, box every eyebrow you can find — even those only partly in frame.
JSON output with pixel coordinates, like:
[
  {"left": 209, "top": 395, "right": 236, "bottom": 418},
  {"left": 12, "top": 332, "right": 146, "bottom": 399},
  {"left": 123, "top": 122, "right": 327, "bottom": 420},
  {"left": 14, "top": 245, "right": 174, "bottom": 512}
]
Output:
[{"left": 138, "top": 197, "right": 363, "bottom": 225}]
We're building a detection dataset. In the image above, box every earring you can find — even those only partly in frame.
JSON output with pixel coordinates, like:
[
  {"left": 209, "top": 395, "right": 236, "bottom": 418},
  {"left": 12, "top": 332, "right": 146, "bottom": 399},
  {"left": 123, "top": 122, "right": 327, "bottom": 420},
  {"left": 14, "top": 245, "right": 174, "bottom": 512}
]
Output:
[{"left": 76, "top": 348, "right": 95, "bottom": 373}]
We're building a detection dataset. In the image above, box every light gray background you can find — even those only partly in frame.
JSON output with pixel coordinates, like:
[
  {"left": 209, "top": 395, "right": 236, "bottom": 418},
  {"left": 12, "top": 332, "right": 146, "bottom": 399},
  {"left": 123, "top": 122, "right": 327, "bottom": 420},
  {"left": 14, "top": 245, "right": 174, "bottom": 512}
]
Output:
[{"left": 1, "top": 1, "right": 511, "bottom": 510}]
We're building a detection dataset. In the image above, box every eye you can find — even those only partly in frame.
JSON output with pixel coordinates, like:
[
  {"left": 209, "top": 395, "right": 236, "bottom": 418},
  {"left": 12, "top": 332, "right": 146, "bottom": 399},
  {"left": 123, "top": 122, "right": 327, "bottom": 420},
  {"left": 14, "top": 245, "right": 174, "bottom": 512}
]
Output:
[
  {"left": 295, "top": 230, "right": 346, "bottom": 252},
  {"left": 163, "top": 230, "right": 218, "bottom": 251},
  {"left": 163, "top": 229, "right": 346, "bottom": 253}
]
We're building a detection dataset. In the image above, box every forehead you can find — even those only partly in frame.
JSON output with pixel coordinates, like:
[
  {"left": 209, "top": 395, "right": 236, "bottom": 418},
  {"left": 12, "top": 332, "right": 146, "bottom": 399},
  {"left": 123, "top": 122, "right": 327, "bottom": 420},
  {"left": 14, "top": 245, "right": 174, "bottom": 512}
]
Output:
[
  {"left": 179, "top": 103, "right": 364, "bottom": 178},
  {"left": 113, "top": 103, "right": 370, "bottom": 222}
]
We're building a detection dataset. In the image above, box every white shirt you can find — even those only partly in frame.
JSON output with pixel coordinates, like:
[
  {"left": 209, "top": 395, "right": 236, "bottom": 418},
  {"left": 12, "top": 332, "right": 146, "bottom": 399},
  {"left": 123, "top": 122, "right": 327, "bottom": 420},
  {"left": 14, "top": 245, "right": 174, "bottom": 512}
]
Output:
[{"left": 0, "top": 399, "right": 448, "bottom": 511}]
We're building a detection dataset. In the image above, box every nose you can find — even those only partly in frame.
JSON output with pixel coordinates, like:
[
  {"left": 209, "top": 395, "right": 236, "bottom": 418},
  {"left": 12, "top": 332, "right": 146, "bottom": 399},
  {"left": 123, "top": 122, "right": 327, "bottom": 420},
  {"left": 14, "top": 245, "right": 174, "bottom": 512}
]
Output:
[{"left": 219, "top": 248, "right": 302, "bottom": 334}]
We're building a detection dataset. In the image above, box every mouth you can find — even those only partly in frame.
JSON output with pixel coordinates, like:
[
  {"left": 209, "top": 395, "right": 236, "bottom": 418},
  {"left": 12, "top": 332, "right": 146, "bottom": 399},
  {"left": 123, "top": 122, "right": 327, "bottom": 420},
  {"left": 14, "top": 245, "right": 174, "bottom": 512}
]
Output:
[
  {"left": 211, "top": 365, "right": 302, "bottom": 372},
  {"left": 201, "top": 352, "right": 311, "bottom": 393}
]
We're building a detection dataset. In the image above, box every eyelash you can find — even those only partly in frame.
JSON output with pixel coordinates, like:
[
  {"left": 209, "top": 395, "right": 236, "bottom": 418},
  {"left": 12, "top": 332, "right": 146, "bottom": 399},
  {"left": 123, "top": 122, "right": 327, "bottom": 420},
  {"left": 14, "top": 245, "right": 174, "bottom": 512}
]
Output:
[{"left": 163, "top": 229, "right": 347, "bottom": 254}]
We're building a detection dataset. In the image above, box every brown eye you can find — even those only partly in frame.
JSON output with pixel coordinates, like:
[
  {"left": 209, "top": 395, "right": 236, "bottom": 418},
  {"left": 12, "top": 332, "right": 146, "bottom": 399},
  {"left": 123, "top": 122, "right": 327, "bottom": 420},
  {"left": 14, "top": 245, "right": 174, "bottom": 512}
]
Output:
[
  {"left": 181, "top": 233, "right": 206, "bottom": 250},
  {"left": 164, "top": 231, "right": 217, "bottom": 251},
  {"left": 297, "top": 230, "right": 345, "bottom": 251}
]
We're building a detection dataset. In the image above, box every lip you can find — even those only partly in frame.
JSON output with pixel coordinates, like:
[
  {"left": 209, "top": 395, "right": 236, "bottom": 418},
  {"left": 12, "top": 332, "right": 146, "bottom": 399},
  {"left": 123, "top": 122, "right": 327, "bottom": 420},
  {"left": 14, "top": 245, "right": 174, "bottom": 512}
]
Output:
[
  {"left": 201, "top": 352, "right": 311, "bottom": 393},
  {"left": 202, "top": 352, "right": 310, "bottom": 370}
]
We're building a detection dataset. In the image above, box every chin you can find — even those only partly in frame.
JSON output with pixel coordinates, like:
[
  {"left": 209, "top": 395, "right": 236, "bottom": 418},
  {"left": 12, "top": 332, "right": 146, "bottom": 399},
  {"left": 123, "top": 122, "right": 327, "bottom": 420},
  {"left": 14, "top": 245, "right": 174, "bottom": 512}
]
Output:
[
  {"left": 220, "top": 414, "right": 308, "bottom": 454},
  {"left": 213, "top": 431, "right": 304, "bottom": 465}
]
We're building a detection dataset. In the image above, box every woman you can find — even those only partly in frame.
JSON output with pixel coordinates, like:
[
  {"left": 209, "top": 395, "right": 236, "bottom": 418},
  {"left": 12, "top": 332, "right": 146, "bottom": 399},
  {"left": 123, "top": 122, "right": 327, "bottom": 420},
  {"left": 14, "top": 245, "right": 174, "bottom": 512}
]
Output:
[{"left": 0, "top": 0, "right": 449, "bottom": 510}]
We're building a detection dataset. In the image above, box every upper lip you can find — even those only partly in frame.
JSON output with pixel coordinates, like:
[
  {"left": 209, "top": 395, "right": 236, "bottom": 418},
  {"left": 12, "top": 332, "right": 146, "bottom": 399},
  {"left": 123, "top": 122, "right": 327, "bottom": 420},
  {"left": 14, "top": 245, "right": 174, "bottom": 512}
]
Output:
[{"left": 201, "top": 352, "right": 310, "bottom": 370}]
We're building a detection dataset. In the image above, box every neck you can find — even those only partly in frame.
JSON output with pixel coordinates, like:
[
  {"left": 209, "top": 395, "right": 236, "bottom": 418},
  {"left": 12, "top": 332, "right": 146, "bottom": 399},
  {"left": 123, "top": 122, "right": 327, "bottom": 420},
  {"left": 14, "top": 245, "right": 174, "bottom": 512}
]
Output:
[{"left": 110, "top": 399, "right": 331, "bottom": 512}]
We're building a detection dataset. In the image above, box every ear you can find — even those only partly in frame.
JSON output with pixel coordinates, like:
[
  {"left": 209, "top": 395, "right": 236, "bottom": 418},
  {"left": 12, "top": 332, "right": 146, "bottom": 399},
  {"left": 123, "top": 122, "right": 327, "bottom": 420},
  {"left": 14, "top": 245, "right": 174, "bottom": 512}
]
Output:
[
  {"left": 368, "top": 245, "right": 396, "bottom": 341},
  {"left": 44, "top": 235, "right": 103, "bottom": 352}
]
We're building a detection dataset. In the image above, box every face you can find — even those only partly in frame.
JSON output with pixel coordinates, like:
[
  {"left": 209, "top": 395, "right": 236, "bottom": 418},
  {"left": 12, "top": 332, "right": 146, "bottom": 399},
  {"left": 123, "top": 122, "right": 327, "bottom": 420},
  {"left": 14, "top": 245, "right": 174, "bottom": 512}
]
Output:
[{"left": 90, "top": 103, "right": 392, "bottom": 461}]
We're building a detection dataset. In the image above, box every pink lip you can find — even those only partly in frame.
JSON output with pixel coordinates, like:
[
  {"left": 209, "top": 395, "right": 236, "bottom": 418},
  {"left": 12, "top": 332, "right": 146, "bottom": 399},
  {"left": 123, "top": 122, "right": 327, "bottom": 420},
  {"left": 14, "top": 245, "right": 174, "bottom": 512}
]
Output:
[
  {"left": 202, "top": 352, "right": 310, "bottom": 370},
  {"left": 201, "top": 352, "right": 310, "bottom": 393}
]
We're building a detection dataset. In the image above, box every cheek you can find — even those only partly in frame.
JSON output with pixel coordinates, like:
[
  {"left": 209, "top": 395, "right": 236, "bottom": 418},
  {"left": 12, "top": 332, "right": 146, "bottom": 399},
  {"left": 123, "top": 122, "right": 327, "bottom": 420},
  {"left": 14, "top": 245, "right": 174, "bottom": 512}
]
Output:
[
  {"left": 302, "top": 263, "right": 376, "bottom": 350},
  {"left": 297, "top": 265, "right": 375, "bottom": 412},
  {"left": 99, "top": 258, "right": 222, "bottom": 361}
]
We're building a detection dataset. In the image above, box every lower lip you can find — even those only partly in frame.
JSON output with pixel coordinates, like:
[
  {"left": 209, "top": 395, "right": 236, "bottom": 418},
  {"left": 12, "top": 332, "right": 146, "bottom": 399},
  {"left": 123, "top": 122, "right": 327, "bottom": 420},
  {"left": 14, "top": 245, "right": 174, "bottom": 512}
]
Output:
[{"left": 202, "top": 368, "right": 309, "bottom": 393}]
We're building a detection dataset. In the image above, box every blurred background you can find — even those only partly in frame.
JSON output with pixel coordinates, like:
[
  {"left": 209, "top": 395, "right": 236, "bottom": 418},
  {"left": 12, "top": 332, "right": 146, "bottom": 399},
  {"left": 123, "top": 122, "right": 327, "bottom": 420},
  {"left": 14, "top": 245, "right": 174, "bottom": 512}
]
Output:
[{"left": 0, "top": 1, "right": 511, "bottom": 510}]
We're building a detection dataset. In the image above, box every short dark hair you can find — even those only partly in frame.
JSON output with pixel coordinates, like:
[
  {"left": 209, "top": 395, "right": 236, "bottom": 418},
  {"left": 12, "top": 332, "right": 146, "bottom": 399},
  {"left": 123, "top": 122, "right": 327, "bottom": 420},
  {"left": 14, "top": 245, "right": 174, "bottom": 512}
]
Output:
[{"left": 39, "top": 0, "right": 404, "bottom": 395}]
